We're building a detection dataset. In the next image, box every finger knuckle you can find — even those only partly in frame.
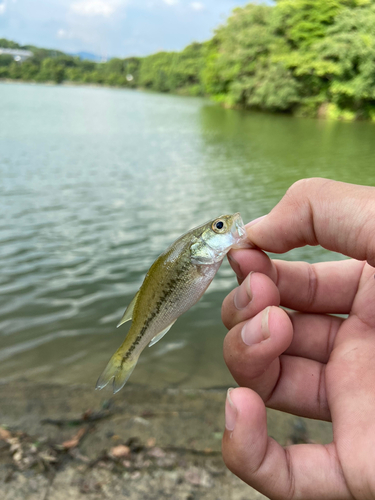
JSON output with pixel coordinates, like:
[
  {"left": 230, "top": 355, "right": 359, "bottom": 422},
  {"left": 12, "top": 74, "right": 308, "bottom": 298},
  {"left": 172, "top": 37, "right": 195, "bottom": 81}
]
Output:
[
  {"left": 287, "top": 178, "right": 328, "bottom": 197},
  {"left": 284, "top": 178, "right": 330, "bottom": 212}
]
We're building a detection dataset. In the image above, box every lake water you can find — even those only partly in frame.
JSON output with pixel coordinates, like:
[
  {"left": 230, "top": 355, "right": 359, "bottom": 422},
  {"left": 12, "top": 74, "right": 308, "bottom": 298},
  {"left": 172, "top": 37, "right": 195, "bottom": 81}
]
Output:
[{"left": 1, "top": 82, "right": 375, "bottom": 390}]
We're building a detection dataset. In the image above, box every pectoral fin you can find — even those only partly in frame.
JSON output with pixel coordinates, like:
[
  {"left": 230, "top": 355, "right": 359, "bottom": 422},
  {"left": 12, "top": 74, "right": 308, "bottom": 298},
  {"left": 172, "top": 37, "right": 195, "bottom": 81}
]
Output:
[
  {"left": 148, "top": 321, "right": 176, "bottom": 347},
  {"left": 117, "top": 291, "right": 140, "bottom": 328}
]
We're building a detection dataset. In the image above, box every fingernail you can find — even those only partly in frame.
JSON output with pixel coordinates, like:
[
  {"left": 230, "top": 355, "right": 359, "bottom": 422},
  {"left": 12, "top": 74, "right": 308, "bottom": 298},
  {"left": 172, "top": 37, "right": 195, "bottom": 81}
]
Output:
[
  {"left": 241, "top": 306, "right": 271, "bottom": 346},
  {"left": 234, "top": 273, "right": 252, "bottom": 310},
  {"left": 225, "top": 388, "right": 237, "bottom": 432},
  {"left": 246, "top": 215, "right": 267, "bottom": 228}
]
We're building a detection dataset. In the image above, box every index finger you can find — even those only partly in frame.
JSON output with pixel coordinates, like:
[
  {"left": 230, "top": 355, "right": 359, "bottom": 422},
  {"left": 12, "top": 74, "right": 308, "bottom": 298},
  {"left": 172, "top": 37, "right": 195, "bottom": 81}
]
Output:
[{"left": 247, "top": 178, "right": 375, "bottom": 267}]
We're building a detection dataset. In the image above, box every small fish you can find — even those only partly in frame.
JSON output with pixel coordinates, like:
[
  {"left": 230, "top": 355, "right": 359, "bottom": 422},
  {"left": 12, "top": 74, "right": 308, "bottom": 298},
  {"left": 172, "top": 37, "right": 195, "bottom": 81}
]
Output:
[{"left": 96, "top": 213, "right": 248, "bottom": 393}]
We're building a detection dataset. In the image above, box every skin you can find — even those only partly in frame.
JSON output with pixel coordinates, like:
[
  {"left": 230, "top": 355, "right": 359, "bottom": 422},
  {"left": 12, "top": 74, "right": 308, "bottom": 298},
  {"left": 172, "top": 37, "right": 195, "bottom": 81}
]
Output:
[{"left": 221, "top": 178, "right": 375, "bottom": 500}]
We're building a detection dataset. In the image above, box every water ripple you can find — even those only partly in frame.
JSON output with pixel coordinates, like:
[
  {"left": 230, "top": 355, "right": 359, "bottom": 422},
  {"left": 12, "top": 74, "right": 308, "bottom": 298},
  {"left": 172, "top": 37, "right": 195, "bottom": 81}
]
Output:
[{"left": 1, "top": 83, "right": 374, "bottom": 388}]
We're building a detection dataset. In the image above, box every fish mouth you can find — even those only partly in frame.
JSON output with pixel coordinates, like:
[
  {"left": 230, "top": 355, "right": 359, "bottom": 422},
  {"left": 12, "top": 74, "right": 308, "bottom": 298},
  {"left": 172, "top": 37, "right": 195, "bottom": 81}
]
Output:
[{"left": 231, "top": 213, "right": 249, "bottom": 248}]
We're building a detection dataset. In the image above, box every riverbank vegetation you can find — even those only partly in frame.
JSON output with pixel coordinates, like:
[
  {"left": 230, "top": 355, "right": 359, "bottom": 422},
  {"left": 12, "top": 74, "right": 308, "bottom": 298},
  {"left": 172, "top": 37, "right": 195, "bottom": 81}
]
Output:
[{"left": 2, "top": 0, "right": 375, "bottom": 120}]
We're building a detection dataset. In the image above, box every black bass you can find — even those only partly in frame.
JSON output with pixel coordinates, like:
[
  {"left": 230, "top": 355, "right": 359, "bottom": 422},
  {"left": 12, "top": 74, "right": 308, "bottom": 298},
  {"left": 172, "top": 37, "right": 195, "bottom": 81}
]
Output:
[{"left": 96, "top": 213, "right": 247, "bottom": 393}]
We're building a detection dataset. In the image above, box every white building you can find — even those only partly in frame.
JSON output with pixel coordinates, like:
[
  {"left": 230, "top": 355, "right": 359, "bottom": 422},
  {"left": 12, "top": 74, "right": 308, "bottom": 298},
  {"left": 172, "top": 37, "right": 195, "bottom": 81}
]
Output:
[{"left": 0, "top": 48, "right": 33, "bottom": 62}]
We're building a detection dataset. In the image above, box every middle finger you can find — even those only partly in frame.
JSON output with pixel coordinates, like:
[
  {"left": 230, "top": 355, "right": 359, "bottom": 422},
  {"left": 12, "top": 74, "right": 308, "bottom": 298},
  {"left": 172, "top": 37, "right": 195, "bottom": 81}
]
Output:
[{"left": 228, "top": 248, "right": 365, "bottom": 314}]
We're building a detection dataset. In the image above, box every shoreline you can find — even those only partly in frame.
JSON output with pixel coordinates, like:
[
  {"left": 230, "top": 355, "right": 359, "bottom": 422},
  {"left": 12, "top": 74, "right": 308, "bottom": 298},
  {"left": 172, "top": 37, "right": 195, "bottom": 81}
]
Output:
[
  {"left": 2, "top": 78, "right": 372, "bottom": 122},
  {"left": 0, "top": 78, "right": 200, "bottom": 97},
  {"left": 0, "top": 379, "right": 332, "bottom": 499}
]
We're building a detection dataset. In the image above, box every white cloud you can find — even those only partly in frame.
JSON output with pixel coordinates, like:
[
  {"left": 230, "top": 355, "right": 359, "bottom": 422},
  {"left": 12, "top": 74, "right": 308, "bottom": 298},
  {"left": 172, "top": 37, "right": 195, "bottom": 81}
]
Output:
[
  {"left": 70, "top": 0, "right": 117, "bottom": 17},
  {"left": 190, "top": 1, "right": 204, "bottom": 11},
  {"left": 163, "top": 0, "right": 178, "bottom": 5},
  {"left": 57, "top": 29, "right": 75, "bottom": 39},
  {"left": 0, "top": 0, "right": 18, "bottom": 15}
]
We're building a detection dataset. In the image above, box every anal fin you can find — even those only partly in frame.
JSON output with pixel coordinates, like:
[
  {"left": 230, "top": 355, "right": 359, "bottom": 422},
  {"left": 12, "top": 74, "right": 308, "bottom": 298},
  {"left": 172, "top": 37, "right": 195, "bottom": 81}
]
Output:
[{"left": 148, "top": 321, "right": 176, "bottom": 347}]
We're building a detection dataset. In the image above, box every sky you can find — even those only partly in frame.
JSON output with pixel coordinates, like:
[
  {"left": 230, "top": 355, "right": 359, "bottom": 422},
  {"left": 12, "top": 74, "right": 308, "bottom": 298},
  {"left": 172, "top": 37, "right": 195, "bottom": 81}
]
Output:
[{"left": 0, "top": 0, "right": 260, "bottom": 58}]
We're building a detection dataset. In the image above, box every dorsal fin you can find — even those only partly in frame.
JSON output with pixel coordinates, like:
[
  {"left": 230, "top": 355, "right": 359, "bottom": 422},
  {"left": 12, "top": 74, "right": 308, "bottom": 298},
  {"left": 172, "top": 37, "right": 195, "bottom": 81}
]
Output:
[{"left": 117, "top": 291, "right": 140, "bottom": 328}]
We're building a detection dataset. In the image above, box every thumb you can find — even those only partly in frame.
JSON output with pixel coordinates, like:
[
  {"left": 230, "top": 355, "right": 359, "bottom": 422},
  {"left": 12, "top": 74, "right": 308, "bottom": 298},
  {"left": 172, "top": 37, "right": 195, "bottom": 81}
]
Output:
[
  {"left": 247, "top": 178, "right": 375, "bottom": 266},
  {"left": 222, "top": 388, "right": 350, "bottom": 499}
]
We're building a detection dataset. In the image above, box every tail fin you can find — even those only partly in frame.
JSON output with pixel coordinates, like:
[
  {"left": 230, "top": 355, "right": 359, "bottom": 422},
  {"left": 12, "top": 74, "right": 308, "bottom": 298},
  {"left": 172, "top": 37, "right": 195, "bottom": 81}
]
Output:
[{"left": 96, "top": 352, "right": 138, "bottom": 394}]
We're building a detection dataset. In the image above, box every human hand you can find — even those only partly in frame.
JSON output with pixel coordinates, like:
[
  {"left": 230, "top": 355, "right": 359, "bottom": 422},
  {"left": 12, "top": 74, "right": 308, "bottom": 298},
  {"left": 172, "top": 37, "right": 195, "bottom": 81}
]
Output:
[{"left": 222, "top": 178, "right": 375, "bottom": 499}]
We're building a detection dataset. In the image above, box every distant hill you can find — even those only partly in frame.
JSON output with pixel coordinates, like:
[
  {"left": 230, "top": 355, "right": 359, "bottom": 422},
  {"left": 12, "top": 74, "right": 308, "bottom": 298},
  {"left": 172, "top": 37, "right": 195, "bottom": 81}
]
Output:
[
  {"left": 0, "top": 38, "right": 22, "bottom": 49},
  {"left": 0, "top": 39, "right": 104, "bottom": 62},
  {"left": 71, "top": 51, "right": 103, "bottom": 62}
]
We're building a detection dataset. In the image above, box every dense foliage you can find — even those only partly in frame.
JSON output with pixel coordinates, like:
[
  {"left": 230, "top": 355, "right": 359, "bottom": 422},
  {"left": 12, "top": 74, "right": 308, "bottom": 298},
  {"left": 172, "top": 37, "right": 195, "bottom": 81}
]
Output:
[{"left": 2, "top": 0, "right": 375, "bottom": 119}]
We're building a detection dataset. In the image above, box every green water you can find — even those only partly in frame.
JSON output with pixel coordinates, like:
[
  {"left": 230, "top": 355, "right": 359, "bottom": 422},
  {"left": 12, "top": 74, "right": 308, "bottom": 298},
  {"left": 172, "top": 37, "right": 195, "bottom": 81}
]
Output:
[{"left": 1, "top": 82, "right": 375, "bottom": 390}]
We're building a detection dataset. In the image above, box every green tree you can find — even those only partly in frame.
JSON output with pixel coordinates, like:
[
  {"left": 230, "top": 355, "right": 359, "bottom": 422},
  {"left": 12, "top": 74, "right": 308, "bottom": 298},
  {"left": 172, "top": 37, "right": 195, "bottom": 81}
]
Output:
[
  {"left": 202, "top": 3, "right": 300, "bottom": 111},
  {"left": 37, "top": 57, "right": 65, "bottom": 83},
  {"left": 20, "top": 60, "right": 40, "bottom": 80},
  {"left": 231, "top": 62, "right": 301, "bottom": 111},
  {"left": 202, "top": 4, "right": 276, "bottom": 91},
  {"left": 0, "top": 54, "right": 13, "bottom": 67},
  {"left": 138, "top": 43, "right": 204, "bottom": 94},
  {"left": 273, "top": 0, "right": 349, "bottom": 49},
  {"left": 312, "top": 5, "right": 375, "bottom": 114},
  {"left": 0, "top": 39, "right": 21, "bottom": 48}
]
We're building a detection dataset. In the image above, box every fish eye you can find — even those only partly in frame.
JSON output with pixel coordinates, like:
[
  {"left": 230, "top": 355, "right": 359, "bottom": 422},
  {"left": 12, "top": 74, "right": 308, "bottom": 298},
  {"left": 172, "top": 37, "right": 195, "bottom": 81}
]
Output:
[{"left": 212, "top": 219, "right": 226, "bottom": 233}]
